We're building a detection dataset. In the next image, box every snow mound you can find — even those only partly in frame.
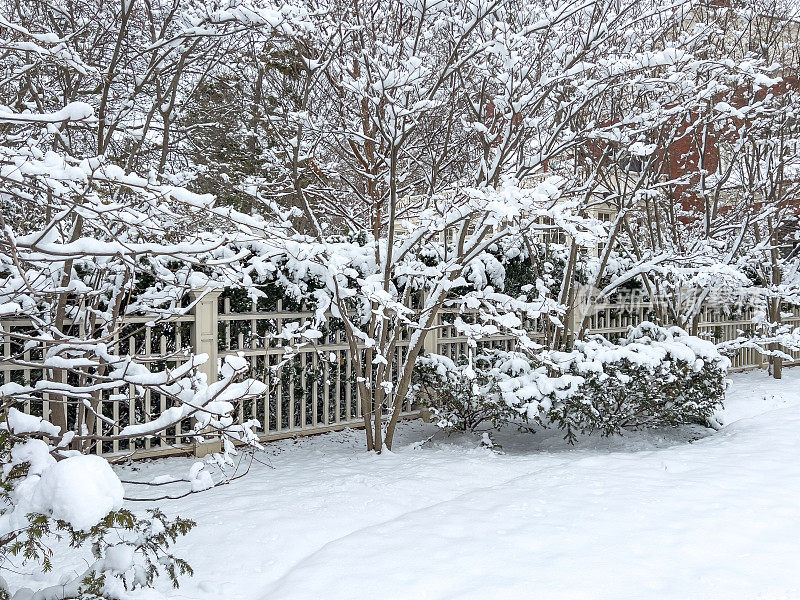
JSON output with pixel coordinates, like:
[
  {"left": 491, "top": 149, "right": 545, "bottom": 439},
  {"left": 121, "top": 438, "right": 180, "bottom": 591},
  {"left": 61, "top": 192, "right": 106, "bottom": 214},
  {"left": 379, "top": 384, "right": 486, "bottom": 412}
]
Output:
[
  {"left": 32, "top": 455, "right": 124, "bottom": 530},
  {"left": 101, "top": 543, "right": 136, "bottom": 574}
]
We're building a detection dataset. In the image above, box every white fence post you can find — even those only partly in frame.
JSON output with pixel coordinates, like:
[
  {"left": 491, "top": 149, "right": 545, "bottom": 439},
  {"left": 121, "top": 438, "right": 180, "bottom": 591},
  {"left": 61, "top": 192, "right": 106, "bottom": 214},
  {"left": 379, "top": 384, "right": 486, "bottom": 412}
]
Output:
[
  {"left": 423, "top": 318, "right": 438, "bottom": 356},
  {"left": 190, "top": 287, "right": 222, "bottom": 383},
  {"left": 190, "top": 287, "right": 223, "bottom": 457}
]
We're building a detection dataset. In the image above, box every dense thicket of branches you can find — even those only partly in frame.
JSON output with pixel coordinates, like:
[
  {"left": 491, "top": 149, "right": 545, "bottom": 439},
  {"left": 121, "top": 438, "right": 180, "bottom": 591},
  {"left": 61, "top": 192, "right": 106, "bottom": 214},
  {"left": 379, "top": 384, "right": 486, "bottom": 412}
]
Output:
[
  {"left": 3, "top": 0, "right": 800, "bottom": 447},
  {"left": 2, "top": 0, "right": 800, "bottom": 596}
]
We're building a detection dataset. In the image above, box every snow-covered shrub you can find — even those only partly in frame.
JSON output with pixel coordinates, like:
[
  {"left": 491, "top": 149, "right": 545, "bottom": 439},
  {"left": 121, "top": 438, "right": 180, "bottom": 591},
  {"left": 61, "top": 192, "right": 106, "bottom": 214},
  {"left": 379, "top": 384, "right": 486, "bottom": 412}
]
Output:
[
  {"left": 0, "top": 431, "right": 194, "bottom": 600},
  {"left": 412, "top": 353, "right": 517, "bottom": 432},
  {"left": 0, "top": 352, "right": 265, "bottom": 597},
  {"left": 412, "top": 349, "right": 580, "bottom": 435},
  {"left": 545, "top": 323, "right": 730, "bottom": 440},
  {"left": 414, "top": 323, "right": 729, "bottom": 441}
]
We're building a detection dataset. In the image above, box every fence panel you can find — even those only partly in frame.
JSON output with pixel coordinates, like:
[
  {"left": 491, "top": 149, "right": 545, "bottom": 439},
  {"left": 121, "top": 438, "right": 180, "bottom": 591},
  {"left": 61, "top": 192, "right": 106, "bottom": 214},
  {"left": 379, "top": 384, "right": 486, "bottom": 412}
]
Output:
[
  {"left": 216, "top": 296, "right": 419, "bottom": 443},
  {"left": 0, "top": 314, "right": 196, "bottom": 458}
]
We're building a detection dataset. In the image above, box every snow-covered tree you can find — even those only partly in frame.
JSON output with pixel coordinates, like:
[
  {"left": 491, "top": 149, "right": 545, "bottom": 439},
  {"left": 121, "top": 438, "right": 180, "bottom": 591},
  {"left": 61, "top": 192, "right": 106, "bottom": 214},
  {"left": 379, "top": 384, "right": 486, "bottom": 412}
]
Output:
[
  {"left": 228, "top": 0, "right": 682, "bottom": 450},
  {"left": 0, "top": 6, "right": 277, "bottom": 597}
]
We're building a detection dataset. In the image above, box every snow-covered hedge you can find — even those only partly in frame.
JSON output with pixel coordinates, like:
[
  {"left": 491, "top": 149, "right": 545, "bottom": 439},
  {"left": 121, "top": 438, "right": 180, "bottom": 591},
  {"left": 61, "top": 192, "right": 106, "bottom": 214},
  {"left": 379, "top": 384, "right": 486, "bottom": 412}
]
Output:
[
  {"left": 544, "top": 323, "right": 730, "bottom": 439},
  {"left": 413, "top": 323, "right": 729, "bottom": 439}
]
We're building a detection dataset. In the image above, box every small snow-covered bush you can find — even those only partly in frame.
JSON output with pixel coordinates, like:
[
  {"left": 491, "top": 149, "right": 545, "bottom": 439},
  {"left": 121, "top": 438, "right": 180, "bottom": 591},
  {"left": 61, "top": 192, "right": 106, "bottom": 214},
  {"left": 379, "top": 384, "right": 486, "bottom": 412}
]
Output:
[
  {"left": 414, "top": 323, "right": 729, "bottom": 441},
  {"left": 0, "top": 353, "right": 266, "bottom": 597},
  {"left": 412, "top": 353, "right": 517, "bottom": 432},
  {"left": 0, "top": 433, "right": 195, "bottom": 600}
]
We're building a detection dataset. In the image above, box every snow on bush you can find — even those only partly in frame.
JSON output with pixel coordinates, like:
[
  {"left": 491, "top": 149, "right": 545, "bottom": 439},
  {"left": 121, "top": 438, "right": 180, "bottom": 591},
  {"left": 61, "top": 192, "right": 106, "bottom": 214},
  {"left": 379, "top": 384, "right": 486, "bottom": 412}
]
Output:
[
  {"left": 414, "top": 323, "right": 729, "bottom": 439},
  {"left": 546, "top": 323, "right": 730, "bottom": 439},
  {"left": 0, "top": 428, "right": 196, "bottom": 600},
  {"left": 413, "top": 354, "right": 518, "bottom": 432},
  {"left": 1, "top": 442, "right": 123, "bottom": 534},
  {"left": 31, "top": 455, "right": 124, "bottom": 531}
]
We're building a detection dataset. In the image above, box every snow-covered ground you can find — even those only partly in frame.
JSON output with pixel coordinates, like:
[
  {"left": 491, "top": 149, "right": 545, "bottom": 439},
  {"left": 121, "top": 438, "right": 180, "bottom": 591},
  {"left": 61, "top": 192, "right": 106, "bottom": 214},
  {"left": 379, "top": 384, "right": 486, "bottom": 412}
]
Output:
[{"left": 16, "top": 369, "right": 800, "bottom": 599}]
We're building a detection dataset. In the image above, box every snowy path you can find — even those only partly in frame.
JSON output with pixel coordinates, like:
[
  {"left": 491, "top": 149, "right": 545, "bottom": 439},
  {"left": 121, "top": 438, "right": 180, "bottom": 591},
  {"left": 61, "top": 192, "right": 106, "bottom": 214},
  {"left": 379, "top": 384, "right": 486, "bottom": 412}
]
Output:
[{"left": 17, "top": 370, "right": 800, "bottom": 599}]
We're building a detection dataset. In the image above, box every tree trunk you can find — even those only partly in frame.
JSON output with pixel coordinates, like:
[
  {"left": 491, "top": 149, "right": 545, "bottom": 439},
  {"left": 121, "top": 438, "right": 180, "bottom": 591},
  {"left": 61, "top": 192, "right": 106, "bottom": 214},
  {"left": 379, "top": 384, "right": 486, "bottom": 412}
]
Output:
[{"left": 771, "top": 297, "right": 783, "bottom": 380}]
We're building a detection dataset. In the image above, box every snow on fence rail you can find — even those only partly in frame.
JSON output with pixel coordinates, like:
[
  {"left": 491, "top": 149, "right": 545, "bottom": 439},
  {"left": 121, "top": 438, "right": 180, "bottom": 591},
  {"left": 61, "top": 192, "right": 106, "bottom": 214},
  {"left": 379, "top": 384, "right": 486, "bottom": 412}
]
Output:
[{"left": 1, "top": 290, "right": 798, "bottom": 459}]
